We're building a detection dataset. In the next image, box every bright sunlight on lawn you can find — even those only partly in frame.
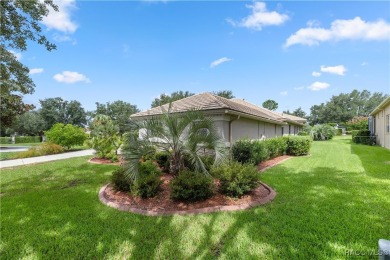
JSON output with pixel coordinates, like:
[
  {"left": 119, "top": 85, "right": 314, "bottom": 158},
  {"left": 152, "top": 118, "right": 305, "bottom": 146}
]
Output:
[{"left": 1, "top": 136, "right": 389, "bottom": 258}]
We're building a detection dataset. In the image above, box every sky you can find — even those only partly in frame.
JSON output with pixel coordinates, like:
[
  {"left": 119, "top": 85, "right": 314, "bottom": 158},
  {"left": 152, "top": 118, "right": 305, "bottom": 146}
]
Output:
[{"left": 18, "top": 0, "right": 390, "bottom": 113}]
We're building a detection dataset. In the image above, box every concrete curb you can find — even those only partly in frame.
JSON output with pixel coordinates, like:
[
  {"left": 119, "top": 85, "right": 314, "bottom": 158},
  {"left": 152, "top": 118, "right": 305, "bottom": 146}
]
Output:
[{"left": 98, "top": 182, "right": 277, "bottom": 216}]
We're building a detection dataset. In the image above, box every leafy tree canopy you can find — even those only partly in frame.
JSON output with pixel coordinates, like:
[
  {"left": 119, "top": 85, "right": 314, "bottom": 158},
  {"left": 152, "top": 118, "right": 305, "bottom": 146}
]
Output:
[
  {"left": 151, "top": 91, "right": 195, "bottom": 108},
  {"left": 39, "top": 98, "right": 87, "bottom": 129},
  {"left": 262, "top": 99, "right": 278, "bottom": 111},
  {"left": 283, "top": 107, "right": 307, "bottom": 118},
  {"left": 212, "top": 90, "right": 235, "bottom": 99},
  {"left": 10, "top": 111, "right": 46, "bottom": 136},
  {"left": 1, "top": 0, "right": 57, "bottom": 127},
  {"left": 45, "top": 123, "right": 87, "bottom": 150},
  {"left": 308, "top": 89, "right": 387, "bottom": 125},
  {"left": 93, "top": 100, "right": 139, "bottom": 134}
]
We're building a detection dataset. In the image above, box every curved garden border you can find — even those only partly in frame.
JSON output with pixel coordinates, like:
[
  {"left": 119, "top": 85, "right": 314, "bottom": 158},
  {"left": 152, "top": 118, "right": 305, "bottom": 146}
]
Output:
[{"left": 98, "top": 182, "right": 276, "bottom": 216}]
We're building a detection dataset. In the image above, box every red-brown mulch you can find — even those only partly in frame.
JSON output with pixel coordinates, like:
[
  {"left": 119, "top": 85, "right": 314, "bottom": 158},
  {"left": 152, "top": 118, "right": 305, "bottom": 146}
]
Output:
[
  {"left": 88, "top": 157, "right": 123, "bottom": 165},
  {"left": 258, "top": 155, "right": 292, "bottom": 172}
]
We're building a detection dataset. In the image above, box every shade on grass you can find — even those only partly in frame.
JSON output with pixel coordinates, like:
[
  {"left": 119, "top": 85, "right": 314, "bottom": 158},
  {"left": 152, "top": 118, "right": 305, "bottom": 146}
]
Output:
[{"left": 1, "top": 136, "right": 389, "bottom": 258}]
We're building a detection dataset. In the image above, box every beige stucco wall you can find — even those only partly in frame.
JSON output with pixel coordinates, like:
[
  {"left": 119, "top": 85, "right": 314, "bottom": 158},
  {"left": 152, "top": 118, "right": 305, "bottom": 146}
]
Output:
[
  {"left": 229, "top": 118, "right": 282, "bottom": 143},
  {"left": 373, "top": 103, "right": 390, "bottom": 149}
]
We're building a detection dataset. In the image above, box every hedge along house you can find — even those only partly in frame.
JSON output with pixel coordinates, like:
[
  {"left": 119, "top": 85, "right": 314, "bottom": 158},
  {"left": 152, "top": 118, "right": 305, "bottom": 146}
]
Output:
[
  {"left": 130, "top": 93, "right": 307, "bottom": 147},
  {"left": 369, "top": 96, "right": 390, "bottom": 149}
]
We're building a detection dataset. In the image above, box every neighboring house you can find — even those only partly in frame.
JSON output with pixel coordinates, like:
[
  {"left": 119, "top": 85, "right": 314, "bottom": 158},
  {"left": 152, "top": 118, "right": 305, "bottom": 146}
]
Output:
[
  {"left": 130, "top": 92, "right": 307, "bottom": 146},
  {"left": 369, "top": 96, "right": 390, "bottom": 149}
]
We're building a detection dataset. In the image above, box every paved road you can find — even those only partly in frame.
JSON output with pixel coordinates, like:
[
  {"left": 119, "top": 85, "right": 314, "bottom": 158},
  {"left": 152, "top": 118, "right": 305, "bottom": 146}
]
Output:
[
  {"left": 0, "top": 146, "right": 30, "bottom": 153},
  {"left": 0, "top": 149, "right": 95, "bottom": 169}
]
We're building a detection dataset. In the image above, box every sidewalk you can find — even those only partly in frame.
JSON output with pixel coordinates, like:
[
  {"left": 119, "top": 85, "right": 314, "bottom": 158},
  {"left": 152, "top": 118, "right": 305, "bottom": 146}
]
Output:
[{"left": 0, "top": 149, "right": 95, "bottom": 169}]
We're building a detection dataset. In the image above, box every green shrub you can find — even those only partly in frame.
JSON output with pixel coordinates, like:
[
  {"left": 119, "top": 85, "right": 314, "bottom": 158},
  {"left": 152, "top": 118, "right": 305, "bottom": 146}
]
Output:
[
  {"left": 264, "top": 137, "right": 287, "bottom": 158},
  {"left": 200, "top": 155, "right": 215, "bottom": 171},
  {"left": 45, "top": 123, "right": 87, "bottom": 150},
  {"left": 345, "top": 116, "right": 369, "bottom": 131},
  {"left": 13, "top": 142, "right": 64, "bottom": 159},
  {"left": 346, "top": 131, "right": 352, "bottom": 135},
  {"left": 111, "top": 167, "right": 131, "bottom": 192},
  {"left": 351, "top": 130, "right": 359, "bottom": 139},
  {"left": 133, "top": 174, "right": 162, "bottom": 199},
  {"left": 0, "top": 137, "right": 11, "bottom": 144},
  {"left": 310, "top": 124, "right": 336, "bottom": 141},
  {"left": 143, "top": 146, "right": 157, "bottom": 161},
  {"left": 15, "top": 136, "right": 41, "bottom": 143},
  {"left": 251, "top": 140, "right": 269, "bottom": 164},
  {"left": 336, "top": 128, "right": 342, "bottom": 136},
  {"left": 352, "top": 130, "right": 372, "bottom": 145},
  {"left": 286, "top": 136, "right": 312, "bottom": 156},
  {"left": 155, "top": 151, "right": 171, "bottom": 171},
  {"left": 297, "top": 131, "right": 308, "bottom": 136},
  {"left": 139, "top": 160, "right": 161, "bottom": 176},
  {"left": 170, "top": 170, "right": 214, "bottom": 201},
  {"left": 232, "top": 139, "right": 253, "bottom": 164},
  {"left": 211, "top": 161, "right": 260, "bottom": 198}
]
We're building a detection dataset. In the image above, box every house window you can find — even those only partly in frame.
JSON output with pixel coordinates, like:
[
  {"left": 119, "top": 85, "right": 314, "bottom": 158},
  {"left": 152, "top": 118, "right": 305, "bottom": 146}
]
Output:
[{"left": 386, "top": 114, "right": 389, "bottom": 133}]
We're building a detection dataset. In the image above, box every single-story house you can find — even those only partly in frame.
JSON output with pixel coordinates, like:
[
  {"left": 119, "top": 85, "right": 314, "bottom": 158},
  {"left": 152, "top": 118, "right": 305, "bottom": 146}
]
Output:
[
  {"left": 130, "top": 92, "right": 307, "bottom": 146},
  {"left": 369, "top": 96, "right": 390, "bottom": 149}
]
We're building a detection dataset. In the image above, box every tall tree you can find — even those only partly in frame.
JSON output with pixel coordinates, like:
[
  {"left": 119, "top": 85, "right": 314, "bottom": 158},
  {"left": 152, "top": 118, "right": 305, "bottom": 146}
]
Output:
[
  {"left": 1, "top": 0, "right": 57, "bottom": 127},
  {"left": 213, "top": 90, "right": 235, "bottom": 99},
  {"left": 10, "top": 111, "right": 46, "bottom": 136},
  {"left": 291, "top": 107, "right": 307, "bottom": 118},
  {"left": 40, "top": 98, "right": 86, "bottom": 129},
  {"left": 151, "top": 91, "right": 194, "bottom": 108},
  {"left": 93, "top": 100, "right": 140, "bottom": 133},
  {"left": 262, "top": 99, "right": 278, "bottom": 111}
]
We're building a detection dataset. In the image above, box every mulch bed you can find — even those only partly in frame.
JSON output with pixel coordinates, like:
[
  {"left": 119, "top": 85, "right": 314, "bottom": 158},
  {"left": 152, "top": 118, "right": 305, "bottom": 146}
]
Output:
[
  {"left": 258, "top": 155, "right": 292, "bottom": 172},
  {"left": 88, "top": 157, "right": 123, "bottom": 166},
  {"left": 98, "top": 155, "right": 291, "bottom": 215}
]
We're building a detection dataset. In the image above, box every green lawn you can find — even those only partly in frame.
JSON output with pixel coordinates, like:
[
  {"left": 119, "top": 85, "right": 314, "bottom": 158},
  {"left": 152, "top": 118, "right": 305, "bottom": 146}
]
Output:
[{"left": 1, "top": 136, "right": 389, "bottom": 258}]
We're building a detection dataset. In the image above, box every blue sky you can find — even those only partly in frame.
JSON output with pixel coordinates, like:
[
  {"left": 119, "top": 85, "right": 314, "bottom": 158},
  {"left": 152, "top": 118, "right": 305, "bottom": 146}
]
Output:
[{"left": 19, "top": 0, "right": 390, "bottom": 113}]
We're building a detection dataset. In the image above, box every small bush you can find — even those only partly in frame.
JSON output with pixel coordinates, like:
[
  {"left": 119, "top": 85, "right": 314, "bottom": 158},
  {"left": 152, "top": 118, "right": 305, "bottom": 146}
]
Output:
[
  {"left": 143, "top": 147, "right": 157, "bottom": 161},
  {"left": 15, "top": 136, "right": 41, "bottom": 143},
  {"left": 46, "top": 123, "right": 87, "bottom": 150},
  {"left": 211, "top": 161, "right": 260, "bottom": 198},
  {"left": 0, "top": 137, "right": 11, "bottom": 144},
  {"left": 336, "top": 128, "right": 342, "bottom": 136},
  {"left": 200, "top": 155, "right": 215, "bottom": 171},
  {"left": 171, "top": 170, "right": 214, "bottom": 201},
  {"left": 139, "top": 160, "right": 161, "bottom": 176},
  {"left": 346, "top": 131, "right": 352, "bottom": 135},
  {"left": 297, "top": 131, "right": 308, "bottom": 136},
  {"left": 232, "top": 140, "right": 253, "bottom": 164},
  {"left": 111, "top": 167, "right": 131, "bottom": 192},
  {"left": 351, "top": 130, "right": 359, "bottom": 139},
  {"left": 13, "top": 142, "right": 64, "bottom": 159},
  {"left": 155, "top": 151, "right": 171, "bottom": 171},
  {"left": 133, "top": 174, "right": 162, "bottom": 199},
  {"left": 286, "top": 136, "right": 312, "bottom": 156},
  {"left": 251, "top": 140, "right": 269, "bottom": 164}
]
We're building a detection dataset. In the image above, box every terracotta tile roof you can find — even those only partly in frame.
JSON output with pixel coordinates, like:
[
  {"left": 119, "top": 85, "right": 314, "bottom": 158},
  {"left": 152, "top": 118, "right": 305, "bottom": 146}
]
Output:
[{"left": 130, "top": 92, "right": 306, "bottom": 125}]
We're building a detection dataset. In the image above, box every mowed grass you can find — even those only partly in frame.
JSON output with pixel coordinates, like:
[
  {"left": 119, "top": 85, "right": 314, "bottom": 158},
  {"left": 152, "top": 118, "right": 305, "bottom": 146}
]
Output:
[{"left": 1, "top": 136, "right": 389, "bottom": 259}]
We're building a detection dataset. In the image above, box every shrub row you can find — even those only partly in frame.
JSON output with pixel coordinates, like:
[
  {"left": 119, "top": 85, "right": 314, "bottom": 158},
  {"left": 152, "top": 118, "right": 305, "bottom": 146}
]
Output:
[
  {"left": 0, "top": 137, "right": 11, "bottom": 144},
  {"left": 352, "top": 130, "right": 373, "bottom": 145},
  {"left": 232, "top": 136, "right": 312, "bottom": 165},
  {"left": 0, "top": 136, "right": 41, "bottom": 144}
]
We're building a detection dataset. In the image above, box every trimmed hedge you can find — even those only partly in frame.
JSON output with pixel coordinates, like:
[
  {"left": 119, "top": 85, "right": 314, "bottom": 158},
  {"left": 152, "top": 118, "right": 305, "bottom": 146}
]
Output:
[
  {"left": 232, "top": 136, "right": 312, "bottom": 165},
  {"left": 285, "top": 136, "right": 312, "bottom": 156},
  {"left": 15, "top": 136, "right": 41, "bottom": 143},
  {"left": 0, "top": 137, "right": 11, "bottom": 144},
  {"left": 352, "top": 130, "right": 372, "bottom": 145}
]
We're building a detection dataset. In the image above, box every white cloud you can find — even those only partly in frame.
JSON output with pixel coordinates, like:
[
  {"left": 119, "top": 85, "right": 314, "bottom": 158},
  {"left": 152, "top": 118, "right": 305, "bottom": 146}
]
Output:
[
  {"left": 42, "top": 0, "right": 78, "bottom": 33},
  {"left": 308, "top": 81, "right": 330, "bottom": 91},
  {"left": 227, "top": 1, "right": 289, "bottom": 30},
  {"left": 53, "top": 71, "right": 90, "bottom": 83},
  {"left": 280, "top": 91, "right": 288, "bottom": 96},
  {"left": 29, "top": 68, "right": 44, "bottom": 75},
  {"left": 9, "top": 50, "right": 22, "bottom": 60},
  {"left": 320, "top": 65, "right": 347, "bottom": 76},
  {"left": 210, "top": 57, "right": 232, "bottom": 68},
  {"left": 284, "top": 17, "right": 390, "bottom": 47},
  {"left": 361, "top": 62, "right": 368, "bottom": 66},
  {"left": 294, "top": 86, "right": 305, "bottom": 91},
  {"left": 312, "top": 71, "right": 321, "bottom": 77}
]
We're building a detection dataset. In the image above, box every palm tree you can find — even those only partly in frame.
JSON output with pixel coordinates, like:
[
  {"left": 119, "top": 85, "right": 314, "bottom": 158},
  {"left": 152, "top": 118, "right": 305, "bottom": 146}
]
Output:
[{"left": 121, "top": 106, "right": 227, "bottom": 182}]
